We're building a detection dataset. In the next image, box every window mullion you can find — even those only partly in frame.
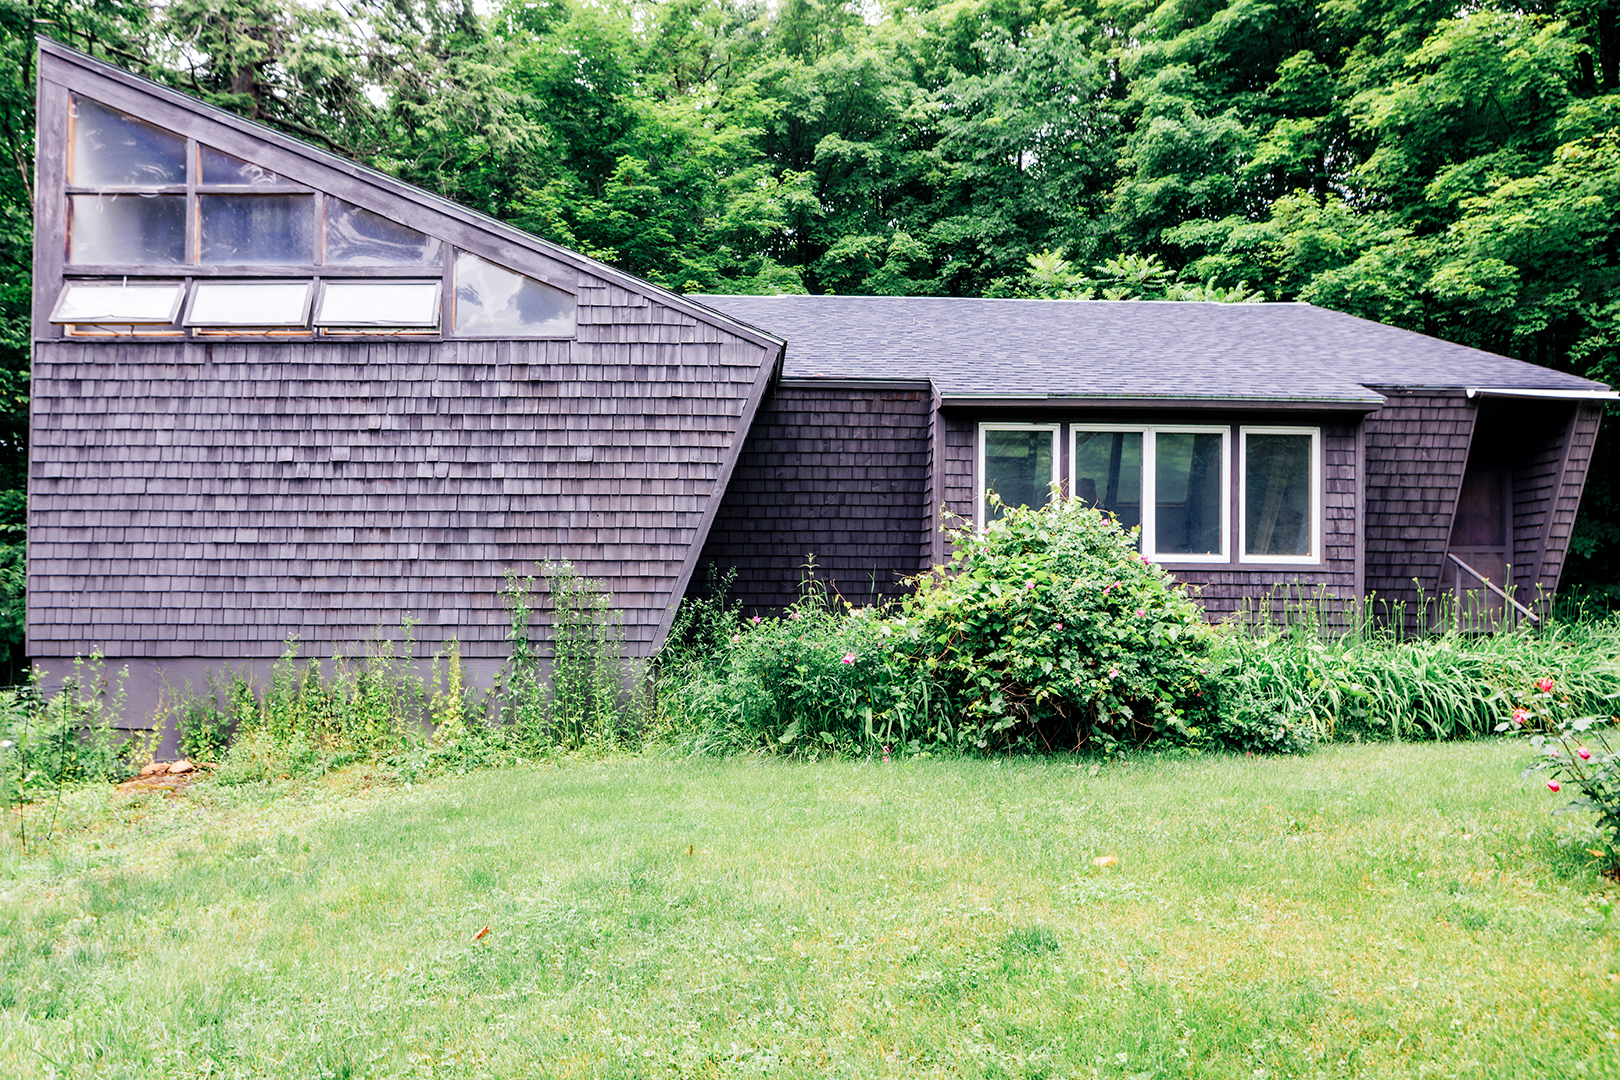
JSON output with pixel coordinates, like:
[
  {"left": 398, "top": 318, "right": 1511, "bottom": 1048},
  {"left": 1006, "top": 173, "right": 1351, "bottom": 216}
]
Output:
[{"left": 1142, "top": 428, "right": 1156, "bottom": 559}]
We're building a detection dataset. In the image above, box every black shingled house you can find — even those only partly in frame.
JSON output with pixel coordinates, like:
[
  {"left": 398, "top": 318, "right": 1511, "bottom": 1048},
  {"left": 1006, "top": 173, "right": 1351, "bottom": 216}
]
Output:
[{"left": 28, "top": 43, "right": 1615, "bottom": 722}]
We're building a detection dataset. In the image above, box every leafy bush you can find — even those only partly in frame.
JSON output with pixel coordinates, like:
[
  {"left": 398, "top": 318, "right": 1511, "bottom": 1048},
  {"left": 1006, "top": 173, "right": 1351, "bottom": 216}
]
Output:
[
  {"left": 657, "top": 561, "right": 949, "bottom": 754},
  {"left": 897, "top": 497, "right": 1221, "bottom": 752}
]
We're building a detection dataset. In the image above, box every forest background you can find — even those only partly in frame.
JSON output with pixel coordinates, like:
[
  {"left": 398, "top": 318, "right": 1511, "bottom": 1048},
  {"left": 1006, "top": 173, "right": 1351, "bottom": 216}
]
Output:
[{"left": 0, "top": 0, "right": 1617, "bottom": 678}]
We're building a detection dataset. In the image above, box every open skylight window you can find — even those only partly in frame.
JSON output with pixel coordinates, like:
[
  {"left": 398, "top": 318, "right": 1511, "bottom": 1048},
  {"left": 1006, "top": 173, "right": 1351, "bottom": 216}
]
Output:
[
  {"left": 314, "top": 281, "right": 441, "bottom": 328},
  {"left": 50, "top": 280, "right": 185, "bottom": 324},
  {"left": 185, "top": 281, "right": 313, "bottom": 327},
  {"left": 453, "top": 253, "right": 574, "bottom": 337}
]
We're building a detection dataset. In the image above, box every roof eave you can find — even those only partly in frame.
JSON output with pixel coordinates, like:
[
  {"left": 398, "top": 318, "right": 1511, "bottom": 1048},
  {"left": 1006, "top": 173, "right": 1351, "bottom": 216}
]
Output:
[{"left": 936, "top": 393, "right": 1387, "bottom": 412}]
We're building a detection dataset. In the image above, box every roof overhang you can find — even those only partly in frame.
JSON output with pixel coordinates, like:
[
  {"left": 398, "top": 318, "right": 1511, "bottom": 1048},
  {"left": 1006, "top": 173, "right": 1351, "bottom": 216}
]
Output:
[
  {"left": 1465, "top": 387, "right": 1619, "bottom": 402},
  {"left": 935, "top": 393, "right": 1386, "bottom": 413}
]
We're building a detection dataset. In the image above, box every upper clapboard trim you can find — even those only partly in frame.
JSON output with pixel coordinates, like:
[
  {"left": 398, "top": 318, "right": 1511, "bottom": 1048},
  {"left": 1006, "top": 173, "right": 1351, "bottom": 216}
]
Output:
[{"left": 33, "top": 38, "right": 785, "bottom": 354}]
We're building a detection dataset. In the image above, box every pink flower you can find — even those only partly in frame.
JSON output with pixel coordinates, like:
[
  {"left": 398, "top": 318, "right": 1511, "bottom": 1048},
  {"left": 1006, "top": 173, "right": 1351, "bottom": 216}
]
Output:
[
  {"left": 789, "top": 610, "right": 801, "bottom": 620},
  {"left": 882, "top": 745, "right": 891, "bottom": 760},
  {"left": 1054, "top": 622, "right": 1063, "bottom": 631},
  {"left": 1512, "top": 707, "right": 1529, "bottom": 727},
  {"left": 751, "top": 615, "right": 761, "bottom": 625},
  {"left": 841, "top": 653, "right": 856, "bottom": 664},
  {"left": 1535, "top": 677, "right": 1555, "bottom": 694},
  {"left": 1140, "top": 554, "right": 1150, "bottom": 563},
  {"left": 1108, "top": 668, "right": 1120, "bottom": 679},
  {"left": 1548, "top": 779, "right": 1561, "bottom": 792},
  {"left": 731, "top": 634, "right": 739, "bottom": 644},
  {"left": 1025, "top": 580, "right": 1036, "bottom": 590},
  {"left": 1579, "top": 746, "right": 1592, "bottom": 760},
  {"left": 1136, "top": 609, "right": 1146, "bottom": 618}
]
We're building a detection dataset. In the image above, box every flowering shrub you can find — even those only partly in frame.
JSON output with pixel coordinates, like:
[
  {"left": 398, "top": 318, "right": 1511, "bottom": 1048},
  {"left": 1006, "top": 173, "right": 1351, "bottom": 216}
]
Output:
[
  {"left": 655, "top": 579, "right": 950, "bottom": 754},
  {"left": 1522, "top": 715, "right": 1620, "bottom": 867},
  {"left": 1503, "top": 678, "right": 1620, "bottom": 869},
  {"left": 895, "top": 496, "right": 1221, "bottom": 751}
]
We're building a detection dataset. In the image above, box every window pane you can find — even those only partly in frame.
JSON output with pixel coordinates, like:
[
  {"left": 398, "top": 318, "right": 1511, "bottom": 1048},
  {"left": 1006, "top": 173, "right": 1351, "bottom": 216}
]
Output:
[
  {"left": 1155, "top": 432, "right": 1224, "bottom": 556},
  {"left": 316, "top": 282, "right": 440, "bottom": 327},
  {"left": 326, "top": 200, "right": 442, "bottom": 265},
  {"left": 187, "top": 282, "right": 312, "bottom": 327},
  {"left": 983, "top": 428, "right": 1054, "bottom": 519},
  {"left": 1246, "top": 433, "right": 1313, "bottom": 557},
  {"left": 70, "top": 96, "right": 185, "bottom": 186},
  {"left": 199, "top": 194, "right": 314, "bottom": 264},
  {"left": 68, "top": 194, "right": 186, "bottom": 264},
  {"left": 51, "top": 281, "right": 183, "bottom": 323},
  {"left": 454, "top": 253, "right": 574, "bottom": 336},
  {"left": 200, "top": 145, "right": 290, "bottom": 187},
  {"left": 1073, "top": 430, "right": 1142, "bottom": 533}
]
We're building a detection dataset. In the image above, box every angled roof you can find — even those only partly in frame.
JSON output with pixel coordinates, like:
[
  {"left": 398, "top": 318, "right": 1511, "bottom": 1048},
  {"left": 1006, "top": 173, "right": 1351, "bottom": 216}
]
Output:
[{"left": 691, "top": 295, "right": 1609, "bottom": 405}]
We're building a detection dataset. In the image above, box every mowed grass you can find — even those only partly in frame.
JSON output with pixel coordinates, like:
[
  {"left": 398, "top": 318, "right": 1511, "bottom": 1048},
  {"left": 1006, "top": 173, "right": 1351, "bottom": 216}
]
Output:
[{"left": 2, "top": 743, "right": 1618, "bottom": 1079}]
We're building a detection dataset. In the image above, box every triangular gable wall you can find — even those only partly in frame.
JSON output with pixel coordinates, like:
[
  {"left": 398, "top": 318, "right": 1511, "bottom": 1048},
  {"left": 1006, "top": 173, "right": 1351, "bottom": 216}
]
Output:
[{"left": 28, "top": 41, "right": 784, "bottom": 669}]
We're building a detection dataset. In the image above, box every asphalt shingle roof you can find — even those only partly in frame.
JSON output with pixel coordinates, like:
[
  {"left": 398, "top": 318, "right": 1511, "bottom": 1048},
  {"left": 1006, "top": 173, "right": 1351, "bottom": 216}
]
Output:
[{"left": 690, "top": 295, "right": 1608, "bottom": 402}]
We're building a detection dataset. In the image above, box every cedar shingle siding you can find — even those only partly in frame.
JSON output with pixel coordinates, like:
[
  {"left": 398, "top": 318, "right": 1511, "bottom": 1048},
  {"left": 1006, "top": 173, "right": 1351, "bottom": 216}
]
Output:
[
  {"left": 29, "top": 319, "right": 772, "bottom": 661},
  {"left": 692, "top": 384, "right": 933, "bottom": 613}
]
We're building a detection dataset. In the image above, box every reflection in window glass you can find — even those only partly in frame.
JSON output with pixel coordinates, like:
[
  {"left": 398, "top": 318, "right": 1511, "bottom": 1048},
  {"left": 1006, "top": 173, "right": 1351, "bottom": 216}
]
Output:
[
  {"left": 199, "top": 195, "right": 314, "bottom": 264},
  {"left": 1155, "top": 431, "right": 1224, "bottom": 556},
  {"left": 68, "top": 194, "right": 186, "bottom": 264},
  {"left": 199, "top": 145, "right": 289, "bottom": 187},
  {"left": 983, "top": 428, "right": 1055, "bottom": 520},
  {"left": 454, "top": 253, "right": 574, "bottom": 336},
  {"left": 51, "top": 281, "right": 184, "bottom": 323},
  {"left": 69, "top": 96, "right": 185, "bottom": 186},
  {"left": 326, "top": 200, "right": 442, "bottom": 265},
  {"left": 1245, "top": 433, "right": 1312, "bottom": 557},
  {"left": 187, "top": 282, "right": 312, "bottom": 326},
  {"left": 1073, "top": 430, "right": 1143, "bottom": 533},
  {"left": 316, "top": 282, "right": 440, "bottom": 327}
]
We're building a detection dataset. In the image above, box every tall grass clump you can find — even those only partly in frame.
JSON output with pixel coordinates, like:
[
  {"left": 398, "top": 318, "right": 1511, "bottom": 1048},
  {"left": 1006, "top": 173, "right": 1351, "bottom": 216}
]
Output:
[{"left": 1218, "top": 609, "right": 1620, "bottom": 743}]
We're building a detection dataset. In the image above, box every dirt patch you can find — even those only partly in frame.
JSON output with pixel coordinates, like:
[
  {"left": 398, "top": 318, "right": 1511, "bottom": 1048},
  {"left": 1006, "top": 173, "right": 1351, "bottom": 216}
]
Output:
[{"left": 115, "top": 761, "right": 212, "bottom": 798}]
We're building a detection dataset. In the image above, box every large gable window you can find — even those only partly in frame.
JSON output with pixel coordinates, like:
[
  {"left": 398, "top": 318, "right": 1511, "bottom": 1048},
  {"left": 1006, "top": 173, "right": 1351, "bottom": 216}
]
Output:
[{"left": 56, "top": 95, "right": 575, "bottom": 340}]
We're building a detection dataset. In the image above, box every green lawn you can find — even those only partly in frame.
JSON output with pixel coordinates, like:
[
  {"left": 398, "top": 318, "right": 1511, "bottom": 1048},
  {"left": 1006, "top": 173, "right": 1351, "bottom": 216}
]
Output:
[{"left": 2, "top": 742, "right": 1617, "bottom": 1079}]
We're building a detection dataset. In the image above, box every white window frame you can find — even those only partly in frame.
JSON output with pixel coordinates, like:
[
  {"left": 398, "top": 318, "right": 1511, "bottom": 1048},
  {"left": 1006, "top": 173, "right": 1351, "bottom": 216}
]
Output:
[
  {"left": 1070, "top": 423, "right": 1230, "bottom": 563},
  {"left": 977, "top": 422, "right": 1060, "bottom": 529},
  {"left": 1239, "top": 426, "right": 1321, "bottom": 564}
]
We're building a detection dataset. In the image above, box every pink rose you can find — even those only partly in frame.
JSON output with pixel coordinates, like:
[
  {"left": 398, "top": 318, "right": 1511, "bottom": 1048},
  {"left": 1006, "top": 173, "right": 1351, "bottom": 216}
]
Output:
[
  {"left": 1535, "top": 677, "right": 1555, "bottom": 694},
  {"left": 841, "top": 653, "right": 855, "bottom": 664},
  {"left": 1512, "top": 707, "right": 1529, "bottom": 727},
  {"left": 752, "top": 615, "right": 761, "bottom": 625},
  {"left": 1136, "top": 609, "right": 1146, "bottom": 618},
  {"left": 1108, "top": 668, "right": 1120, "bottom": 679},
  {"left": 1054, "top": 622, "right": 1063, "bottom": 631},
  {"left": 1547, "top": 779, "right": 1561, "bottom": 792},
  {"left": 1579, "top": 746, "right": 1592, "bottom": 760}
]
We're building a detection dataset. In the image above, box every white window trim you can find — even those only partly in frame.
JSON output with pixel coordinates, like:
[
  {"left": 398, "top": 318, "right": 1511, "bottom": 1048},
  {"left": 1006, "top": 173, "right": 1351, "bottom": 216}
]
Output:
[
  {"left": 1239, "top": 426, "right": 1321, "bottom": 564},
  {"left": 977, "top": 422, "right": 1060, "bottom": 529},
  {"left": 1069, "top": 423, "right": 1231, "bottom": 563}
]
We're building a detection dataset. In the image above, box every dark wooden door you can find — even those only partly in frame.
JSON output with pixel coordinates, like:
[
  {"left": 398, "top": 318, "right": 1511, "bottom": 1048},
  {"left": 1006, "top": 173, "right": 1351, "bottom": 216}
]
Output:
[{"left": 1443, "top": 456, "right": 1511, "bottom": 629}]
